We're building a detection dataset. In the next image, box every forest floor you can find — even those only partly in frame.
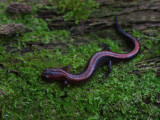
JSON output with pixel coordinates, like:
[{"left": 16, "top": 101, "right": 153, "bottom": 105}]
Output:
[{"left": 0, "top": 0, "right": 160, "bottom": 119}]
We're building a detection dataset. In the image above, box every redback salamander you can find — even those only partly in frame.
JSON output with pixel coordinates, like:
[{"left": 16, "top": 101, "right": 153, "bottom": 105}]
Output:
[{"left": 41, "top": 17, "right": 140, "bottom": 84}]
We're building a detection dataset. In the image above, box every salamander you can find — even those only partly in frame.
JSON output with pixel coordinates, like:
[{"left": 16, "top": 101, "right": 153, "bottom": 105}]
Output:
[{"left": 41, "top": 17, "right": 140, "bottom": 84}]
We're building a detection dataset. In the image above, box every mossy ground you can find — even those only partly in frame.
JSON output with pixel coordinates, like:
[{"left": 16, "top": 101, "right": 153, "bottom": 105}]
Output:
[{"left": 0, "top": 2, "right": 160, "bottom": 120}]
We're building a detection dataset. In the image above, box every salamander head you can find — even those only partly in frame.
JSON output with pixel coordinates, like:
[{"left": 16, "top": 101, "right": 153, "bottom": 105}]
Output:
[{"left": 41, "top": 68, "right": 68, "bottom": 81}]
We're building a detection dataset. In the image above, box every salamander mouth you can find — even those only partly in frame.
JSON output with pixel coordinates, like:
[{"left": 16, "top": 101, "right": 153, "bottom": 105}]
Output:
[
  {"left": 41, "top": 74, "right": 46, "bottom": 80},
  {"left": 41, "top": 71, "right": 49, "bottom": 79}
]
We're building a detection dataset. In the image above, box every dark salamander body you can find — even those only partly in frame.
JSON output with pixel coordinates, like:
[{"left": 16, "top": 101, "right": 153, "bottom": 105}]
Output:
[{"left": 41, "top": 17, "right": 140, "bottom": 84}]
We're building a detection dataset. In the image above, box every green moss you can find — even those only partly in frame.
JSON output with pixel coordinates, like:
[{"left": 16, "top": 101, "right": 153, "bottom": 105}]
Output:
[
  {"left": 1, "top": 36, "right": 160, "bottom": 119},
  {"left": 20, "top": 30, "right": 72, "bottom": 44},
  {"left": 50, "top": 0, "right": 98, "bottom": 24},
  {"left": 0, "top": 2, "right": 160, "bottom": 120}
]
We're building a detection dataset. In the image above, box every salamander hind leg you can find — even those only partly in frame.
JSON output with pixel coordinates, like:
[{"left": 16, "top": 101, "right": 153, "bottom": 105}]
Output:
[
  {"left": 99, "top": 43, "right": 112, "bottom": 77},
  {"left": 105, "top": 59, "right": 112, "bottom": 77}
]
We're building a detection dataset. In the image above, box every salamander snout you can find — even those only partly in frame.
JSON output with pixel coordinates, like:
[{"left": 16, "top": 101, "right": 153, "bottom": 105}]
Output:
[
  {"left": 41, "top": 69, "right": 51, "bottom": 79},
  {"left": 41, "top": 68, "right": 67, "bottom": 81}
]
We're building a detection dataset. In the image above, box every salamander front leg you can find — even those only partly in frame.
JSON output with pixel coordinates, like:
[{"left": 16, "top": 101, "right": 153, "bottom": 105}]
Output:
[
  {"left": 101, "top": 43, "right": 112, "bottom": 51},
  {"left": 64, "top": 80, "right": 68, "bottom": 85},
  {"left": 62, "top": 65, "right": 70, "bottom": 85},
  {"left": 62, "top": 65, "right": 70, "bottom": 73}
]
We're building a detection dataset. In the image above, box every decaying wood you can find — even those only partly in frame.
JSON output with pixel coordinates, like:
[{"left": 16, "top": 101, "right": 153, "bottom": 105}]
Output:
[
  {"left": 37, "top": 0, "right": 160, "bottom": 33},
  {"left": 134, "top": 56, "right": 160, "bottom": 76},
  {"left": 0, "top": 23, "right": 25, "bottom": 36},
  {"left": 6, "top": 3, "right": 32, "bottom": 14}
]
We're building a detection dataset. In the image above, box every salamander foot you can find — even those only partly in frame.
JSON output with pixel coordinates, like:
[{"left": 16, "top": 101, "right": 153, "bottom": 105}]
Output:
[
  {"left": 62, "top": 65, "right": 70, "bottom": 73},
  {"left": 99, "top": 43, "right": 112, "bottom": 51},
  {"left": 104, "top": 59, "right": 112, "bottom": 77},
  {"left": 64, "top": 80, "right": 68, "bottom": 85}
]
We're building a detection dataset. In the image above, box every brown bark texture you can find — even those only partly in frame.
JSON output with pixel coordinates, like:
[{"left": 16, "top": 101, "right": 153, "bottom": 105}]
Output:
[{"left": 37, "top": 0, "right": 160, "bottom": 32}]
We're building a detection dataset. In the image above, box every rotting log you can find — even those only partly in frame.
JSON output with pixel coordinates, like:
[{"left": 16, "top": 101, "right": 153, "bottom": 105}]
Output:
[
  {"left": 134, "top": 56, "right": 160, "bottom": 76},
  {"left": 37, "top": 0, "right": 160, "bottom": 33},
  {"left": 6, "top": 3, "right": 32, "bottom": 14},
  {"left": 0, "top": 23, "right": 25, "bottom": 36}
]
